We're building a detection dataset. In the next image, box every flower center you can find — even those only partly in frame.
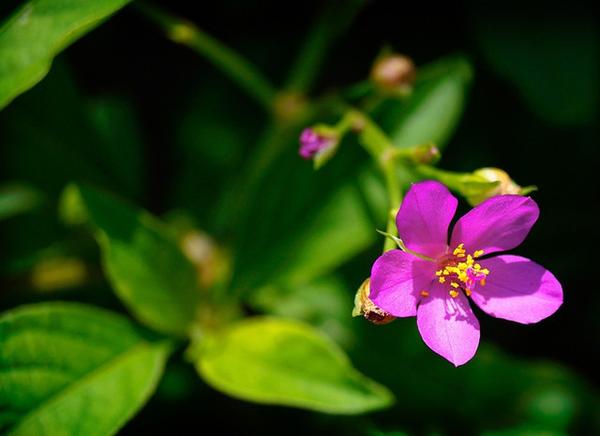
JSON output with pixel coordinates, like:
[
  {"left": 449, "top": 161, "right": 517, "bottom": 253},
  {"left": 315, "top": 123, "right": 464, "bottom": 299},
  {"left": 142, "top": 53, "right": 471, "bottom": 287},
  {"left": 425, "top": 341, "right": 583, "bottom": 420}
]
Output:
[{"left": 434, "top": 243, "right": 489, "bottom": 298}]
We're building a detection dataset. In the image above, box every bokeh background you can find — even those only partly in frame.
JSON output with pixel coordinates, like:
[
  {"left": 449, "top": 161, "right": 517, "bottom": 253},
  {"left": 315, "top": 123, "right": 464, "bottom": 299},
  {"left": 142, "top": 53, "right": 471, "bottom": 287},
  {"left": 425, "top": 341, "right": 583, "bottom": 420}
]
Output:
[{"left": 1, "top": 0, "right": 598, "bottom": 434}]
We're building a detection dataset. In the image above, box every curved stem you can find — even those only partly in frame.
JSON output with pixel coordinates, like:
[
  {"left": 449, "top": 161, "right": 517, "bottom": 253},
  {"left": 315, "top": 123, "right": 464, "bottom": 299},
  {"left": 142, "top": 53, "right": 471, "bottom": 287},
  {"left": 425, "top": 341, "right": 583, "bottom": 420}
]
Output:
[
  {"left": 285, "top": 0, "right": 366, "bottom": 93},
  {"left": 136, "top": 2, "right": 277, "bottom": 110}
]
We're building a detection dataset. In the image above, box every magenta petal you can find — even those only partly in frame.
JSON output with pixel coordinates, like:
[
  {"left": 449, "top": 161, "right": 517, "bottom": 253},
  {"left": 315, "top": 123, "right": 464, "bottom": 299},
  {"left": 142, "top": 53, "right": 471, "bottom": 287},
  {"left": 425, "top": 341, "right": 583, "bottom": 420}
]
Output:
[
  {"left": 396, "top": 180, "right": 457, "bottom": 258},
  {"left": 471, "top": 255, "right": 563, "bottom": 324},
  {"left": 370, "top": 250, "right": 436, "bottom": 317},
  {"left": 416, "top": 282, "right": 480, "bottom": 366},
  {"left": 450, "top": 195, "right": 539, "bottom": 255}
]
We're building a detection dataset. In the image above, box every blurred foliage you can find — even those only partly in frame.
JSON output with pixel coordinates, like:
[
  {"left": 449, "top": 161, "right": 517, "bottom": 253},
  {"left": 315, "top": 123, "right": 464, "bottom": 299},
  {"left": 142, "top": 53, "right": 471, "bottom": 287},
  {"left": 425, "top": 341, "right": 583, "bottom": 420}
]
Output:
[
  {"left": 0, "top": 0, "right": 131, "bottom": 110},
  {"left": 0, "top": 0, "right": 598, "bottom": 434},
  {"left": 195, "top": 317, "right": 393, "bottom": 414},
  {"left": 0, "top": 303, "right": 171, "bottom": 435}
]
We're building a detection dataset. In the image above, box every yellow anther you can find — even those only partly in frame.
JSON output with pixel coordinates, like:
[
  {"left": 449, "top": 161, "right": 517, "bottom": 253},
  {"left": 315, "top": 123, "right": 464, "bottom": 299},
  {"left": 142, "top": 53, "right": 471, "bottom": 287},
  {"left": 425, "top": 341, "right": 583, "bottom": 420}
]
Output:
[
  {"left": 436, "top": 244, "right": 492, "bottom": 293},
  {"left": 420, "top": 290, "right": 429, "bottom": 297},
  {"left": 453, "top": 244, "right": 466, "bottom": 256}
]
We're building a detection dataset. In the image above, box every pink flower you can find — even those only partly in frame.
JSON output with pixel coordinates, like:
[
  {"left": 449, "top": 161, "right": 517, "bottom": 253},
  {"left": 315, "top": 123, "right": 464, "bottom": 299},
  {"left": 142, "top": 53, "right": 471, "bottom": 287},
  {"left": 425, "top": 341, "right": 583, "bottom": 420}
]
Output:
[{"left": 370, "top": 180, "right": 563, "bottom": 366}]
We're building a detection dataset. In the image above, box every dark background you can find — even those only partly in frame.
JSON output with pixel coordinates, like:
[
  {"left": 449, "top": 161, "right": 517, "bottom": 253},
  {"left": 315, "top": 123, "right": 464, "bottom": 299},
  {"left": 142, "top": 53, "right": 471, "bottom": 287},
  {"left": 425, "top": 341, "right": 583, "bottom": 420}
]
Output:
[{"left": 1, "top": 0, "right": 598, "bottom": 434}]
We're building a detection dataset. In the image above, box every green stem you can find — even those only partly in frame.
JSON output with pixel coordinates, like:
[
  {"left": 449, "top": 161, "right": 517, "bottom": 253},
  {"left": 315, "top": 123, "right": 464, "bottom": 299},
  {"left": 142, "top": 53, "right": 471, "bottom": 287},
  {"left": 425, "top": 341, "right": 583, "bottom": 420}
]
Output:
[
  {"left": 136, "top": 3, "right": 277, "bottom": 110},
  {"left": 285, "top": 0, "right": 366, "bottom": 93},
  {"left": 382, "top": 160, "right": 402, "bottom": 252},
  {"left": 348, "top": 110, "right": 404, "bottom": 253}
]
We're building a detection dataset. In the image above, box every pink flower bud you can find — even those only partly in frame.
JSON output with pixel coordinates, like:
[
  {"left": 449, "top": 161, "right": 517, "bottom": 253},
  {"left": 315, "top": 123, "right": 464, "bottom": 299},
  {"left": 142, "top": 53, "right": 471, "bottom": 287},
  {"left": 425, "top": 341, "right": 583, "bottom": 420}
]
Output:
[{"left": 298, "top": 128, "right": 337, "bottom": 160}]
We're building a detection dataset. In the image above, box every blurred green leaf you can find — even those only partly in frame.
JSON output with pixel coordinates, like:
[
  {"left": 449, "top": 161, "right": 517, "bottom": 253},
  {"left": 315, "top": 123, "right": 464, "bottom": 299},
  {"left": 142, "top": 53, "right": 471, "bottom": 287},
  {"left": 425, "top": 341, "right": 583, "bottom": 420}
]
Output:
[
  {"left": 0, "top": 302, "right": 171, "bottom": 435},
  {"left": 0, "top": 0, "right": 131, "bottom": 110},
  {"left": 74, "top": 184, "right": 202, "bottom": 337},
  {"left": 250, "top": 275, "right": 354, "bottom": 347},
  {"left": 0, "top": 63, "right": 144, "bottom": 200},
  {"left": 379, "top": 56, "right": 473, "bottom": 149},
  {"left": 195, "top": 317, "right": 393, "bottom": 414},
  {"left": 275, "top": 179, "right": 376, "bottom": 287},
  {"left": 170, "top": 81, "right": 250, "bottom": 226},
  {"left": 0, "top": 183, "right": 42, "bottom": 221},
  {"left": 232, "top": 146, "right": 383, "bottom": 294},
  {"left": 473, "top": 13, "right": 599, "bottom": 126},
  {"left": 87, "top": 96, "right": 145, "bottom": 200}
]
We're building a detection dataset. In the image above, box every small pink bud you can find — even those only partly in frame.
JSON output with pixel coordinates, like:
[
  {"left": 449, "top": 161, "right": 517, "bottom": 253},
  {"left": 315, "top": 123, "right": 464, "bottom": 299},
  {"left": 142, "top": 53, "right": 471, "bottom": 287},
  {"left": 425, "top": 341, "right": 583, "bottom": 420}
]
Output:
[
  {"left": 371, "top": 54, "right": 416, "bottom": 92},
  {"left": 298, "top": 128, "right": 337, "bottom": 160}
]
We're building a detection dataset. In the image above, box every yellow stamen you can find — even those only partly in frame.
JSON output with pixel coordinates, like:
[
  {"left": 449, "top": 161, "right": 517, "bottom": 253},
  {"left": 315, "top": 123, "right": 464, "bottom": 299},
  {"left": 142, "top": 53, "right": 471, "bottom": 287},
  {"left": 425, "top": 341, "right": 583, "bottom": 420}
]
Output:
[
  {"left": 436, "top": 243, "right": 492, "bottom": 297},
  {"left": 452, "top": 243, "right": 465, "bottom": 256}
]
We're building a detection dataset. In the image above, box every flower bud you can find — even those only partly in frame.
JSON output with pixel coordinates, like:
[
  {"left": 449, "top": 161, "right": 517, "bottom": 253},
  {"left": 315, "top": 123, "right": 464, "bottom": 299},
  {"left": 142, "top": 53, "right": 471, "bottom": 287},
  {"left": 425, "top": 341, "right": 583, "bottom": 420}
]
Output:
[
  {"left": 352, "top": 278, "right": 396, "bottom": 325},
  {"left": 298, "top": 127, "right": 339, "bottom": 162},
  {"left": 410, "top": 143, "right": 440, "bottom": 165},
  {"left": 31, "top": 257, "right": 88, "bottom": 292},
  {"left": 180, "top": 230, "right": 229, "bottom": 289},
  {"left": 466, "top": 167, "right": 536, "bottom": 205},
  {"left": 370, "top": 54, "right": 416, "bottom": 93},
  {"left": 274, "top": 92, "right": 307, "bottom": 122}
]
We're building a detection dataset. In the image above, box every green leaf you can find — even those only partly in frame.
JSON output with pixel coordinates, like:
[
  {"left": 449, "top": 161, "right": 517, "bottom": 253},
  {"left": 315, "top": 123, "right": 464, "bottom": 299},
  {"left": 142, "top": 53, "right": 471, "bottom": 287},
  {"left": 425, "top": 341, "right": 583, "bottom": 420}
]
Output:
[
  {"left": 249, "top": 276, "right": 354, "bottom": 347},
  {"left": 0, "top": 63, "right": 144, "bottom": 201},
  {"left": 0, "top": 183, "right": 42, "bottom": 221},
  {"left": 74, "top": 184, "right": 202, "bottom": 337},
  {"left": 380, "top": 56, "right": 473, "bottom": 150},
  {"left": 87, "top": 96, "right": 145, "bottom": 200},
  {"left": 0, "top": 0, "right": 131, "bottom": 110},
  {"left": 0, "top": 302, "right": 172, "bottom": 435},
  {"left": 195, "top": 317, "right": 393, "bottom": 414},
  {"left": 232, "top": 148, "right": 384, "bottom": 293}
]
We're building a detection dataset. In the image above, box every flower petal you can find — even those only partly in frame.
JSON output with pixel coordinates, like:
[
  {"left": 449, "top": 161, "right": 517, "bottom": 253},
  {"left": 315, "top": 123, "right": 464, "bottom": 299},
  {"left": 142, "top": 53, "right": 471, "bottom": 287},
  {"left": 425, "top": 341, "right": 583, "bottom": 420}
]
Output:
[
  {"left": 370, "top": 250, "right": 436, "bottom": 317},
  {"left": 450, "top": 195, "right": 539, "bottom": 255},
  {"left": 471, "top": 255, "right": 563, "bottom": 324},
  {"left": 416, "top": 282, "right": 480, "bottom": 366},
  {"left": 396, "top": 180, "right": 457, "bottom": 258}
]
